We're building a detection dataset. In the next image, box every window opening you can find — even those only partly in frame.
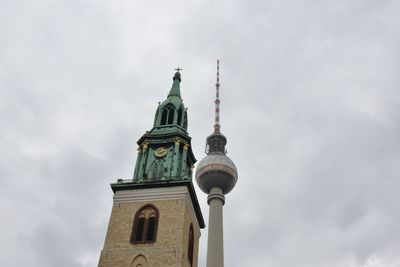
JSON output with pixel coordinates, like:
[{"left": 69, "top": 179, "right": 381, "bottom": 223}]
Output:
[
  {"left": 188, "top": 224, "right": 194, "bottom": 266},
  {"left": 177, "top": 108, "right": 183, "bottom": 126},
  {"left": 183, "top": 111, "right": 188, "bottom": 129},
  {"left": 160, "top": 105, "right": 175, "bottom": 125},
  {"left": 131, "top": 205, "right": 159, "bottom": 244},
  {"left": 134, "top": 217, "right": 145, "bottom": 242}
]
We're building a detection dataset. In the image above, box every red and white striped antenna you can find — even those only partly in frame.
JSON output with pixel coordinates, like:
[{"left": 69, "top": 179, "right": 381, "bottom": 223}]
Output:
[{"left": 214, "top": 60, "right": 221, "bottom": 133}]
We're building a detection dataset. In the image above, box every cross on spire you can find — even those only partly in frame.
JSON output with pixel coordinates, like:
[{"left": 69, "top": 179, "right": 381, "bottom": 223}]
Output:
[{"left": 172, "top": 67, "right": 182, "bottom": 83}]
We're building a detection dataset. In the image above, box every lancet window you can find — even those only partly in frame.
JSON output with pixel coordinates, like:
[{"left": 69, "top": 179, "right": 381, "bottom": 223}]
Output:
[
  {"left": 177, "top": 107, "right": 183, "bottom": 126},
  {"left": 131, "top": 205, "right": 159, "bottom": 244},
  {"left": 183, "top": 111, "right": 188, "bottom": 129},
  {"left": 188, "top": 224, "right": 194, "bottom": 266},
  {"left": 160, "top": 105, "right": 175, "bottom": 125}
]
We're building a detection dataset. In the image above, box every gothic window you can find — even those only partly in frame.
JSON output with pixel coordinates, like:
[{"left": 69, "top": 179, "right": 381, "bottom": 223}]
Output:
[
  {"left": 160, "top": 105, "right": 175, "bottom": 125},
  {"left": 131, "top": 205, "right": 159, "bottom": 244},
  {"left": 177, "top": 107, "right": 183, "bottom": 126},
  {"left": 183, "top": 111, "right": 188, "bottom": 129},
  {"left": 150, "top": 158, "right": 165, "bottom": 179},
  {"left": 188, "top": 224, "right": 194, "bottom": 266}
]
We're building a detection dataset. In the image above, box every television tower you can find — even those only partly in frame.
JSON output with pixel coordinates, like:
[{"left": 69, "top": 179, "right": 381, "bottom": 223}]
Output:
[{"left": 195, "top": 60, "right": 238, "bottom": 267}]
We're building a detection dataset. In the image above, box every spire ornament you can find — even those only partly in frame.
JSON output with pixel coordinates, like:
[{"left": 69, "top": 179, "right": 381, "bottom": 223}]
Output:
[{"left": 173, "top": 67, "right": 182, "bottom": 82}]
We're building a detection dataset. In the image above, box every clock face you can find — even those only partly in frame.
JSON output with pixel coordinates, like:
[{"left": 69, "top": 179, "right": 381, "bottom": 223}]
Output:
[{"left": 154, "top": 147, "right": 168, "bottom": 157}]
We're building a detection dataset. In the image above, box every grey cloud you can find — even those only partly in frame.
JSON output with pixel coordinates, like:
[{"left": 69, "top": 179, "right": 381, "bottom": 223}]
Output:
[{"left": 1, "top": 0, "right": 400, "bottom": 266}]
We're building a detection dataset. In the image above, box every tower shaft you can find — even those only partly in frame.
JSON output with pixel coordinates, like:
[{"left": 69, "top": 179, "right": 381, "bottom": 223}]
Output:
[{"left": 206, "top": 187, "right": 225, "bottom": 267}]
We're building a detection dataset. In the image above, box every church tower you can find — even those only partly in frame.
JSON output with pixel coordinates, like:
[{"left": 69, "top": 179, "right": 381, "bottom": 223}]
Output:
[{"left": 99, "top": 70, "right": 205, "bottom": 267}]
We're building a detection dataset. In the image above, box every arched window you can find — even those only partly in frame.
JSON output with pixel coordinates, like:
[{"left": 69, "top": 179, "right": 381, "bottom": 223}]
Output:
[
  {"left": 177, "top": 107, "right": 183, "bottom": 126},
  {"left": 183, "top": 111, "right": 188, "bottom": 129},
  {"left": 160, "top": 105, "right": 175, "bottom": 125},
  {"left": 131, "top": 205, "right": 159, "bottom": 244},
  {"left": 188, "top": 224, "right": 194, "bottom": 266}
]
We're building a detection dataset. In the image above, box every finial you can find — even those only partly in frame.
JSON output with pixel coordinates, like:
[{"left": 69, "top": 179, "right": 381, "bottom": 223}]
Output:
[
  {"left": 173, "top": 67, "right": 182, "bottom": 82},
  {"left": 214, "top": 60, "right": 221, "bottom": 133}
]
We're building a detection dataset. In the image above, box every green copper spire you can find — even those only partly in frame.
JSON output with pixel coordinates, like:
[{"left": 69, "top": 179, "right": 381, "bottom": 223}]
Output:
[
  {"left": 153, "top": 70, "right": 187, "bottom": 131},
  {"left": 132, "top": 69, "right": 195, "bottom": 182}
]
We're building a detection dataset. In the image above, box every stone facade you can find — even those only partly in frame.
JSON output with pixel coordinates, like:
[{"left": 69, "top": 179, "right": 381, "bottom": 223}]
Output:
[{"left": 98, "top": 186, "right": 201, "bottom": 267}]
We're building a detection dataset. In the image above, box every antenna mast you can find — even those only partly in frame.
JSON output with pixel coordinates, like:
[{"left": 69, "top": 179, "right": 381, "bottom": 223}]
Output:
[{"left": 214, "top": 60, "right": 221, "bottom": 133}]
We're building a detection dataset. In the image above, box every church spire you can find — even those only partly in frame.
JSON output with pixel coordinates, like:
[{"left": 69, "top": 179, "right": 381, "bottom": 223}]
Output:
[{"left": 133, "top": 68, "right": 195, "bottom": 181}]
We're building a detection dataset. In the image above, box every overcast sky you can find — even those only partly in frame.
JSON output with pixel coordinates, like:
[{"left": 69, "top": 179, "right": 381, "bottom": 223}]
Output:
[{"left": 1, "top": 0, "right": 400, "bottom": 266}]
